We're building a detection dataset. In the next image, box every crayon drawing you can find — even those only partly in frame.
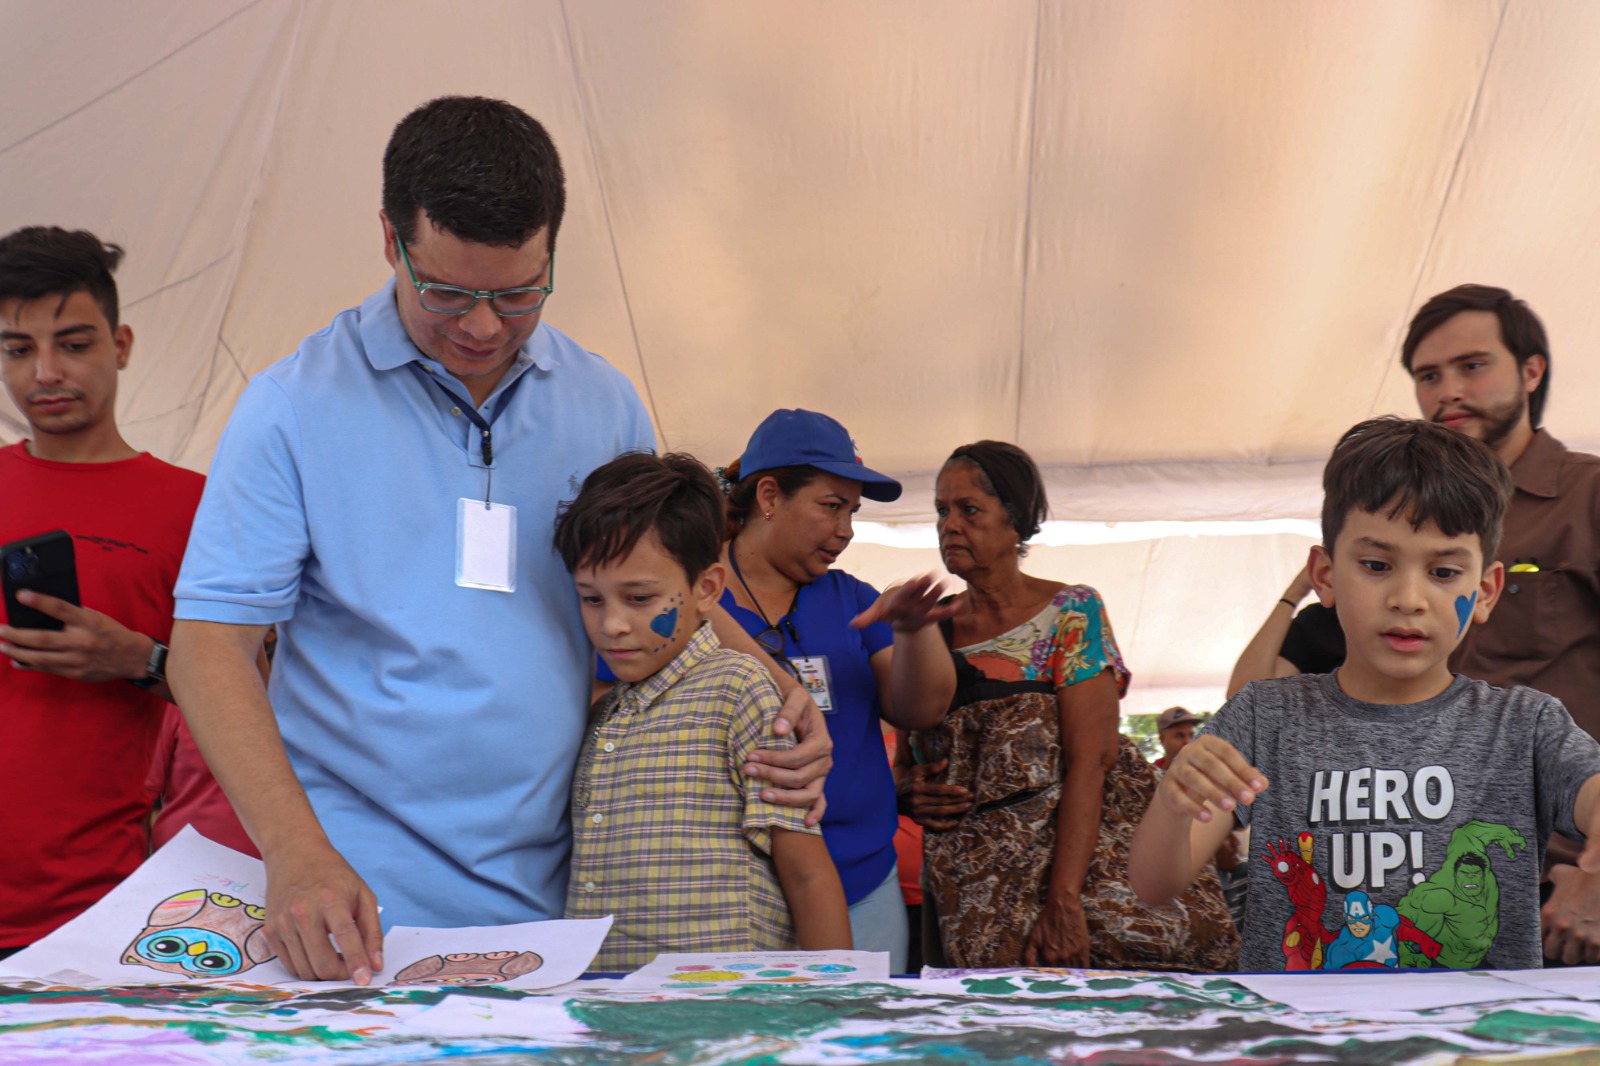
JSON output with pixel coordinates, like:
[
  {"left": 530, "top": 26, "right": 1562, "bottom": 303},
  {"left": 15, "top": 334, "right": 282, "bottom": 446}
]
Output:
[
  {"left": 391, "top": 950, "right": 543, "bottom": 986},
  {"left": 667, "top": 960, "right": 858, "bottom": 984},
  {"left": 619, "top": 949, "right": 888, "bottom": 991},
  {"left": 120, "top": 889, "right": 275, "bottom": 979}
]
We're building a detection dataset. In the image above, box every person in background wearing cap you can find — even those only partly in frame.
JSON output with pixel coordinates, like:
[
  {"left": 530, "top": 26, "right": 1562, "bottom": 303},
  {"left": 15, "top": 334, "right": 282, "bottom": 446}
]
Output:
[
  {"left": 717, "top": 408, "right": 957, "bottom": 972},
  {"left": 1153, "top": 706, "right": 1204, "bottom": 770}
]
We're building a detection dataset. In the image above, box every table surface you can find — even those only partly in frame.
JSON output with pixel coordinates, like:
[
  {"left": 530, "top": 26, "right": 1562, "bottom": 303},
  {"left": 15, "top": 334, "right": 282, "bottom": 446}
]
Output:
[{"left": 6, "top": 967, "right": 1600, "bottom": 1064}]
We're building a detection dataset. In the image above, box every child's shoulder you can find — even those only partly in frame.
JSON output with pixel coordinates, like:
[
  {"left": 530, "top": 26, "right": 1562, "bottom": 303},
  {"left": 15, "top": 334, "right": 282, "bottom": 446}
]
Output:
[
  {"left": 1232, "top": 673, "right": 1561, "bottom": 726},
  {"left": 1445, "top": 674, "right": 1551, "bottom": 703},
  {"left": 1230, "top": 671, "right": 1332, "bottom": 710},
  {"left": 676, "top": 647, "right": 780, "bottom": 696},
  {"left": 1441, "top": 675, "right": 1566, "bottom": 720},
  {"left": 672, "top": 649, "right": 788, "bottom": 748}
]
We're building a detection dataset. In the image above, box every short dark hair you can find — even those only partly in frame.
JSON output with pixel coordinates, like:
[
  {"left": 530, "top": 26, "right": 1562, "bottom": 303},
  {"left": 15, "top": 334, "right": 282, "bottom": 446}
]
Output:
[
  {"left": 0, "top": 226, "right": 124, "bottom": 328},
  {"left": 1321, "top": 416, "right": 1513, "bottom": 561},
  {"left": 383, "top": 96, "right": 566, "bottom": 250},
  {"left": 720, "top": 458, "right": 820, "bottom": 541},
  {"left": 1401, "top": 284, "right": 1550, "bottom": 429},
  {"left": 554, "top": 452, "right": 724, "bottom": 581},
  {"left": 943, "top": 441, "right": 1049, "bottom": 550}
]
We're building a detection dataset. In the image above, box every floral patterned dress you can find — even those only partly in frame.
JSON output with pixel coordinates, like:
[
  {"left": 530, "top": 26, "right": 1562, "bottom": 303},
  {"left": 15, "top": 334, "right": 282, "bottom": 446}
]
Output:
[{"left": 912, "top": 586, "right": 1238, "bottom": 971}]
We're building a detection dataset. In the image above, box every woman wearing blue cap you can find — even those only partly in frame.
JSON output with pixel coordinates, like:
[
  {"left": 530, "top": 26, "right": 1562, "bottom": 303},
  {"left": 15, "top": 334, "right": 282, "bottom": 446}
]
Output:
[{"left": 719, "top": 409, "right": 956, "bottom": 971}]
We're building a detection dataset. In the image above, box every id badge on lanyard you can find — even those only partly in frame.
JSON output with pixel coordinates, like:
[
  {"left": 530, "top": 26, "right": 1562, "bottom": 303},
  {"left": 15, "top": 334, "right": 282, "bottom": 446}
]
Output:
[
  {"left": 789, "top": 655, "right": 835, "bottom": 714},
  {"left": 419, "top": 363, "right": 525, "bottom": 594},
  {"left": 457, "top": 498, "right": 517, "bottom": 592}
]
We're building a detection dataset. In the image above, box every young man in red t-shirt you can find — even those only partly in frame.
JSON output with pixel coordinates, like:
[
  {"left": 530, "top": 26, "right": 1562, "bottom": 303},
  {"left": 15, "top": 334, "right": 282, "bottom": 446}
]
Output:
[{"left": 0, "top": 226, "right": 241, "bottom": 957}]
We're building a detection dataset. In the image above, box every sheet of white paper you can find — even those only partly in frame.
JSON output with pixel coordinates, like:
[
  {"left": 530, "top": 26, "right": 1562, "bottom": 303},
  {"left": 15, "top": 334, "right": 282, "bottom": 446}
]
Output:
[
  {"left": 618, "top": 949, "right": 890, "bottom": 990},
  {"left": 359, "top": 916, "right": 611, "bottom": 990},
  {"left": 536, "top": 975, "right": 631, "bottom": 995},
  {"left": 6, "top": 825, "right": 293, "bottom": 986},
  {"left": 1488, "top": 965, "right": 1600, "bottom": 1000},
  {"left": 396, "top": 992, "right": 594, "bottom": 1039},
  {"left": 1231, "top": 969, "right": 1552, "bottom": 1013},
  {"left": 8, "top": 827, "right": 611, "bottom": 990}
]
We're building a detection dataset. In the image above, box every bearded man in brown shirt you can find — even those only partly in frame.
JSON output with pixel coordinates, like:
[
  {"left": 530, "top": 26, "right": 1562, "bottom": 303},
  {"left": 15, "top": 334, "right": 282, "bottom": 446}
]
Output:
[{"left": 1403, "top": 283, "right": 1600, "bottom": 965}]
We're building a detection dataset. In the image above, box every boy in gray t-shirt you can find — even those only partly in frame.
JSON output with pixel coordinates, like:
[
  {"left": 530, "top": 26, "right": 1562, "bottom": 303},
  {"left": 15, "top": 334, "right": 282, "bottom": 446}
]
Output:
[{"left": 1130, "top": 417, "right": 1600, "bottom": 970}]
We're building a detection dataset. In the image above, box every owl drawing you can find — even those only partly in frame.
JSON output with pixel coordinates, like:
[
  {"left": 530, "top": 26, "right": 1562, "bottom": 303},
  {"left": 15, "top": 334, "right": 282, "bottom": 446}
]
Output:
[
  {"left": 121, "top": 888, "right": 276, "bottom": 978},
  {"left": 392, "top": 950, "right": 544, "bottom": 985}
]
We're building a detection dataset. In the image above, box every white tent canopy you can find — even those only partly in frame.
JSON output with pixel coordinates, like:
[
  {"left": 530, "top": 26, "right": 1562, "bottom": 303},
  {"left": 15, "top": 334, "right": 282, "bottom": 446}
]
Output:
[{"left": 4, "top": 0, "right": 1595, "bottom": 713}]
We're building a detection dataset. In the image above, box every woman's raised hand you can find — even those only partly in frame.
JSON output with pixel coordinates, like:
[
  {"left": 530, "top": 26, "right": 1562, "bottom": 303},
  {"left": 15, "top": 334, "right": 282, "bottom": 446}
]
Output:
[{"left": 851, "top": 573, "right": 959, "bottom": 633}]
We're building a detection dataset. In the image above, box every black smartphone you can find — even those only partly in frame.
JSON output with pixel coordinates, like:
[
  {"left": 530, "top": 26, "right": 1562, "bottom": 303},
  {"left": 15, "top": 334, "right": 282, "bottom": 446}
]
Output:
[{"left": 2, "top": 530, "right": 80, "bottom": 631}]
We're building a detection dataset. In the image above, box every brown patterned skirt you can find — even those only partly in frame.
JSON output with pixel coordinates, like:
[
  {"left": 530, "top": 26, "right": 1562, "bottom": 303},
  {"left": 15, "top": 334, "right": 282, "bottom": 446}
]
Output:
[{"left": 922, "top": 732, "right": 1239, "bottom": 972}]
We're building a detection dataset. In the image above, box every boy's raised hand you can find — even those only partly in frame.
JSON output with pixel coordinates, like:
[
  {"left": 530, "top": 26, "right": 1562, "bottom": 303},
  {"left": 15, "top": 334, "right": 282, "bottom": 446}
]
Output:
[{"left": 1157, "top": 735, "right": 1269, "bottom": 822}]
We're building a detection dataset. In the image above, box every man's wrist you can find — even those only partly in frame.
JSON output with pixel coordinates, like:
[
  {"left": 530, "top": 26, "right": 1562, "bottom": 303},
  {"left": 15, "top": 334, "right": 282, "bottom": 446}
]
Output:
[
  {"left": 257, "top": 813, "right": 336, "bottom": 861},
  {"left": 127, "top": 638, "right": 169, "bottom": 690}
]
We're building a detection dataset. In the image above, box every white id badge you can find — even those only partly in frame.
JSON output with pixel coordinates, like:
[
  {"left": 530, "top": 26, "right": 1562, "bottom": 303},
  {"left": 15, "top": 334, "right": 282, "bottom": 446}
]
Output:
[
  {"left": 456, "top": 499, "right": 517, "bottom": 592},
  {"left": 790, "top": 655, "right": 835, "bottom": 714}
]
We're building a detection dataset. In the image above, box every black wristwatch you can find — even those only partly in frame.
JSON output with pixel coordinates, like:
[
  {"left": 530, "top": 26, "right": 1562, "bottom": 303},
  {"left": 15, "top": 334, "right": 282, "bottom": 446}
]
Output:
[{"left": 128, "top": 640, "right": 169, "bottom": 690}]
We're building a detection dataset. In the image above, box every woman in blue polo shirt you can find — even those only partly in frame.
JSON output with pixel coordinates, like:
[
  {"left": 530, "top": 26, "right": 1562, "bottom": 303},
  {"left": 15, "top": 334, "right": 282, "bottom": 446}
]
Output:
[{"left": 719, "top": 409, "right": 955, "bottom": 971}]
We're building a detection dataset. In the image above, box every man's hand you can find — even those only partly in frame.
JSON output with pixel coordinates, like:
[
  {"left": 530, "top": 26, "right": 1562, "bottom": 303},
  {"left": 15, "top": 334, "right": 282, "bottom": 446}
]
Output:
[
  {"left": 263, "top": 839, "right": 384, "bottom": 984},
  {"left": 901, "top": 757, "right": 973, "bottom": 831},
  {"left": 1542, "top": 863, "right": 1600, "bottom": 965},
  {"left": 746, "top": 686, "right": 832, "bottom": 826},
  {"left": 1158, "top": 735, "right": 1268, "bottom": 822},
  {"left": 851, "top": 573, "right": 958, "bottom": 633},
  {"left": 0, "top": 590, "right": 151, "bottom": 682}
]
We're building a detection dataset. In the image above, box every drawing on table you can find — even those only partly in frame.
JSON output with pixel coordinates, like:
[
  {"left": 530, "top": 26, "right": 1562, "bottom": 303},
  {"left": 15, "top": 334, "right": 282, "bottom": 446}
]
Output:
[
  {"left": 621, "top": 950, "right": 887, "bottom": 991},
  {"left": 121, "top": 888, "right": 275, "bottom": 978},
  {"left": 667, "top": 960, "right": 860, "bottom": 983},
  {"left": 392, "top": 950, "right": 544, "bottom": 985}
]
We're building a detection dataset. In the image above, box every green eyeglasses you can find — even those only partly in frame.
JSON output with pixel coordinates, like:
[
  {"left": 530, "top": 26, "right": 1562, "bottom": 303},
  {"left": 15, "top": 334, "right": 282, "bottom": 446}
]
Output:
[{"left": 396, "top": 234, "right": 555, "bottom": 316}]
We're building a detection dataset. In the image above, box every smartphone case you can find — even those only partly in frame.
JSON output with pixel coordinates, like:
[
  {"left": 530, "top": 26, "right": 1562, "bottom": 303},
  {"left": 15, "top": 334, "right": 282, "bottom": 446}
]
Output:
[{"left": 2, "top": 530, "right": 80, "bottom": 631}]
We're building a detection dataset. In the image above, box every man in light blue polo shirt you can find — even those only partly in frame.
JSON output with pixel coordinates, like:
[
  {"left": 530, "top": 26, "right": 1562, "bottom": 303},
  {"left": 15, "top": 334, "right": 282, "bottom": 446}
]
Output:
[{"left": 169, "top": 97, "right": 829, "bottom": 984}]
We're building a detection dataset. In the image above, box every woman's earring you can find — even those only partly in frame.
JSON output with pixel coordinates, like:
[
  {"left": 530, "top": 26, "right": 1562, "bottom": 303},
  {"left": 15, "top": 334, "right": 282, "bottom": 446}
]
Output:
[{"left": 763, "top": 511, "right": 774, "bottom": 521}]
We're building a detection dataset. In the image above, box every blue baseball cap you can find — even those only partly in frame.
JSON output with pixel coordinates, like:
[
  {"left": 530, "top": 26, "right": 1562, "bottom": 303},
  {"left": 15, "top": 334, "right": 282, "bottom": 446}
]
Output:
[{"left": 738, "top": 409, "right": 902, "bottom": 502}]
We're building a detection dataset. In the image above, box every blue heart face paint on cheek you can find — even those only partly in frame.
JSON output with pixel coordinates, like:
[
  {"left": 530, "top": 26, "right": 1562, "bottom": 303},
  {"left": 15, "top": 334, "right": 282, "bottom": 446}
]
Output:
[
  {"left": 650, "top": 607, "right": 678, "bottom": 640},
  {"left": 1454, "top": 591, "right": 1477, "bottom": 637}
]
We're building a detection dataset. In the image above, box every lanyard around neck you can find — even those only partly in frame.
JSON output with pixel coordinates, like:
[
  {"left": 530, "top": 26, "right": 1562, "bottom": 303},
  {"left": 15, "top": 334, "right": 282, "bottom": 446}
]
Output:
[
  {"left": 728, "top": 547, "right": 803, "bottom": 651},
  {"left": 412, "top": 363, "right": 528, "bottom": 506}
]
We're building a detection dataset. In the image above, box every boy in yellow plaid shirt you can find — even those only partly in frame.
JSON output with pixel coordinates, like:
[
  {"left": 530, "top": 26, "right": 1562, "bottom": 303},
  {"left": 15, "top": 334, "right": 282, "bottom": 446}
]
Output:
[{"left": 555, "top": 451, "right": 851, "bottom": 970}]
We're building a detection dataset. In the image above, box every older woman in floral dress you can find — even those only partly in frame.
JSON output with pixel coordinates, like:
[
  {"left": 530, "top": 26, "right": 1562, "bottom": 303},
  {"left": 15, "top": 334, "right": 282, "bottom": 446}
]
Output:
[{"left": 905, "top": 441, "right": 1236, "bottom": 970}]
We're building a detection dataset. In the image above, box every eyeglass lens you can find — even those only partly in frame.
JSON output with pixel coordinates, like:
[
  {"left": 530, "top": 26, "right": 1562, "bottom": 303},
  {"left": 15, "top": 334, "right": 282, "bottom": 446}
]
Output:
[{"left": 419, "top": 286, "right": 547, "bottom": 316}]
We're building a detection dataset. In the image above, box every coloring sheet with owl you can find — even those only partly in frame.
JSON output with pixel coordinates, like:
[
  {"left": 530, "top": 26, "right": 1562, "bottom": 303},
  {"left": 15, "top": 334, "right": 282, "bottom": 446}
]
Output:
[
  {"left": 360, "top": 917, "right": 613, "bottom": 989},
  {"left": 5, "top": 827, "right": 611, "bottom": 988}
]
